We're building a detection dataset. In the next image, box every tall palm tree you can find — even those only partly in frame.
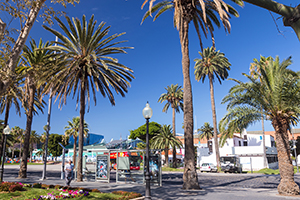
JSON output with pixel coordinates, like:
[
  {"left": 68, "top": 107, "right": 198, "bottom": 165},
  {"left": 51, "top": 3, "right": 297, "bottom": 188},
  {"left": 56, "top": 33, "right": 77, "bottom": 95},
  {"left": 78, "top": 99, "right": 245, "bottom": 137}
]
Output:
[
  {"left": 64, "top": 117, "right": 89, "bottom": 165},
  {"left": 151, "top": 124, "right": 183, "bottom": 167},
  {"left": 10, "top": 126, "right": 24, "bottom": 160},
  {"left": 158, "top": 84, "right": 183, "bottom": 167},
  {"left": 194, "top": 46, "right": 231, "bottom": 169},
  {"left": 17, "top": 38, "right": 49, "bottom": 178},
  {"left": 198, "top": 122, "right": 213, "bottom": 148},
  {"left": 222, "top": 56, "right": 300, "bottom": 195},
  {"left": 42, "top": 15, "right": 134, "bottom": 181},
  {"left": 141, "top": 0, "right": 242, "bottom": 189}
]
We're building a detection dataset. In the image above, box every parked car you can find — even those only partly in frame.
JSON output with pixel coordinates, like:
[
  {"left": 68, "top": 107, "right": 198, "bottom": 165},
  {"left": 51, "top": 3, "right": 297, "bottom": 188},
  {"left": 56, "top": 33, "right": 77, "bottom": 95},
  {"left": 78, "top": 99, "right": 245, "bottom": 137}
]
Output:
[
  {"left": 220, "top": 155, "right": 242, "bottom": 173},
  {"left": 200, "top": 163, "right": 217, "bottom": 172}
]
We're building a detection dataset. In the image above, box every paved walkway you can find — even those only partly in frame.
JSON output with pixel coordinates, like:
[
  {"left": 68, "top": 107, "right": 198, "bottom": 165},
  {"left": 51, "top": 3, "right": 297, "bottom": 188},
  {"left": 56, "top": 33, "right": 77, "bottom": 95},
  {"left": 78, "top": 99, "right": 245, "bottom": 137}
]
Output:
[{"left": 3, "top": 164, "right": 300, "bottom": 200}]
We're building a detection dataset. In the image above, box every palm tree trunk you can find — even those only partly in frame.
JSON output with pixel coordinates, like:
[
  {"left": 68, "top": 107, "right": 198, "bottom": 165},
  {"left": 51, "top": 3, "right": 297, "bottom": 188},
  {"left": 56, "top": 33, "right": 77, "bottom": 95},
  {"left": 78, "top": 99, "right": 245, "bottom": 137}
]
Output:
[
  {"left": 272, "top": 117, "right": 300, "bottom": 195},
  {"left": 209, "top": 75, "right": 220, "bottom": 170},
  {"left": 18, "top": 84, "right": 35, "bottom": 178},
  {"left": 172, "top": 107, "right": 177, "bottom": 168},
  {"left": 77, "top": 81, "right": 86, "bottom": 182},
  {"left": 180, "top": 17, "right": 200, "bottom": 190},
  {"left": 73, "top": 136, "right": 77, "bottom": 165},
  {"left": 0, "top": 103, "right": 10, "bottom": 165},
  {"left": 12, "top": 149, "right": 14, "bottom": 160},
  {"left": 165, "top": 148, "right": 169, "bottom": 167}
]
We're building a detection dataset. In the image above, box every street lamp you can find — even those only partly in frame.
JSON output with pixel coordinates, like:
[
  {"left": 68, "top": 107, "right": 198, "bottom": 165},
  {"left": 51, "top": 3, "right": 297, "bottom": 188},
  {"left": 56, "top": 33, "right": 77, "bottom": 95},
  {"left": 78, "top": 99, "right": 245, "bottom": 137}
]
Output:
[
  {"left": 0, "top": 125, "right": 10, "bottom": 182},
  {"left": 143, "top": 102, "right": 153, "bottom": 200}
]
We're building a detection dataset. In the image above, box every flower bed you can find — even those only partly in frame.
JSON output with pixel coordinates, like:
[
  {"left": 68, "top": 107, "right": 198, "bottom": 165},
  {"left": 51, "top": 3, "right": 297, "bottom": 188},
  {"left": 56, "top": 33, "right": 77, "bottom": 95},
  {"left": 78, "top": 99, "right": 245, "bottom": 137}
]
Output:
[
  {"left": 0, "top": 182, "right": 142, "bottom": 200},
  {"left": 31, "top": 189, "right": 89, "bottom": 200}
]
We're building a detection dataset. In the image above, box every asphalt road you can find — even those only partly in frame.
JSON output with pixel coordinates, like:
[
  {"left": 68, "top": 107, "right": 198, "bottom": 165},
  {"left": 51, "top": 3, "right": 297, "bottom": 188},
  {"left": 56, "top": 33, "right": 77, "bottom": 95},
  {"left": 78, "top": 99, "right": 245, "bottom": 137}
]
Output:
[{"left": 3, "top": 164, "right": 300, "bottom": 200}]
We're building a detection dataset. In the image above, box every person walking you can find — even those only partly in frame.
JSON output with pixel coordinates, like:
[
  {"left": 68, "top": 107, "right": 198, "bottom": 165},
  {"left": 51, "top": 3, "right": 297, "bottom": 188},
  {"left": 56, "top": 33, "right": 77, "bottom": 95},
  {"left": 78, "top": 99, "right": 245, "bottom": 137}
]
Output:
[{"left": 65, "top": 160, "right": 74, "bottom": 186}]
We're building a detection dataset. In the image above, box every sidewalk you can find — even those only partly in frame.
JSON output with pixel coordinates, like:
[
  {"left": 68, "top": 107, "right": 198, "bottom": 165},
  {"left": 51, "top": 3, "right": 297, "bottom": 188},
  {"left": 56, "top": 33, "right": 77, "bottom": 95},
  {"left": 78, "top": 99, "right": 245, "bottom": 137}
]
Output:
[{"left": 3, "top": 165, "right": 300, "bottom": 200}]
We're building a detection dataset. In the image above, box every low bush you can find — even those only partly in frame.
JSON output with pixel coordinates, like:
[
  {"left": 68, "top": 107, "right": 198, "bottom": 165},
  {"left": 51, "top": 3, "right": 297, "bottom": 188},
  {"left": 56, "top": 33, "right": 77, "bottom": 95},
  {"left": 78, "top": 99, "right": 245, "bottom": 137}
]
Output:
[
  {"left": 112, "top": 191, "right": 142, "bottom": 200},
  {"left": 32, "top": 183, "right": 41, "bottom": 188},
  {"left": 0, "top": 182, "right": 23, "bottom": 192},
  {"left": 91, "top": 188, "right": 101, "bottom": 193},
  {"left": 54, "top": 184, "right": 61, "bottom": 189},
  {"left": 9, "top": 184, "right": 23, "bottom": 192},
  {"left": 41, "top": 184, "right": 49, "bottom": 188}
]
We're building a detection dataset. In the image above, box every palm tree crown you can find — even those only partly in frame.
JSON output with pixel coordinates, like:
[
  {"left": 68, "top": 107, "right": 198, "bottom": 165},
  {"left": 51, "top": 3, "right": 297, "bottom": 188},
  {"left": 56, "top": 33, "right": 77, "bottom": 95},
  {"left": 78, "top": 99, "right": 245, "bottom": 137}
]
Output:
[
  {"left": 198, "top": 122, "right": 213, "bottom": 146},
  {"left": 42, "top": 15, "right": 135, "bottom": 108},
  {"left": 194, "top": 46, "right": 231, "bottom": 83},
  {"left": 158, "top": 84, "right": 183, "bottom": 113},
  {"left": 141, "top": 0, "right": 242, "bottom": 50}
]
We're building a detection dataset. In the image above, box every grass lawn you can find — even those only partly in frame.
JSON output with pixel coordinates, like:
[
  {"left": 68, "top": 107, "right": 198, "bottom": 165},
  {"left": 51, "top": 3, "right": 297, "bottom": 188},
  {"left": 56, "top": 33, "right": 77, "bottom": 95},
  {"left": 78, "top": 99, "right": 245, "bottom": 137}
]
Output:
[
  {"left": 0, "top": 187, "right": 138, "bottom": 200},
  {"left": 246, "top": 166, "right": 300, "bottom": 175}
]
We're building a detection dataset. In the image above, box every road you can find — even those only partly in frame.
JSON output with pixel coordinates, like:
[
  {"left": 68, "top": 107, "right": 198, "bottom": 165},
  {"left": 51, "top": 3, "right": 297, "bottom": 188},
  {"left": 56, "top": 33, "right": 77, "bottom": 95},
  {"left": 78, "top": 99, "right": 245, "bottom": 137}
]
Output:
[{"left": 3, "top": 164, "right": 300, "bottom": 200}]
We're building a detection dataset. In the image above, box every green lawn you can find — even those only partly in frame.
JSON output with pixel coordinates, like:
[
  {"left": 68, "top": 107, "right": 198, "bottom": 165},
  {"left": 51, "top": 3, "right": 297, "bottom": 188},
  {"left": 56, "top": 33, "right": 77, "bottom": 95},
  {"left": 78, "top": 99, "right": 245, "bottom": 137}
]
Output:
[
  {"left": 0, "top": 187, "right": 138, "bottom": 200},
  {"left": 245, "top": 166, "right": 300, "bottom": 175}
]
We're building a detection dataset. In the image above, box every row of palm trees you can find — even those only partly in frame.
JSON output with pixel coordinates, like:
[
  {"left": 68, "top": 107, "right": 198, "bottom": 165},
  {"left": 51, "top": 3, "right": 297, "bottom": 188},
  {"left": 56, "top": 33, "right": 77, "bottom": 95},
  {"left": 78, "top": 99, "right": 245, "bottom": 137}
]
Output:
[{"left": 0, "top": 15, "right": 134, "bottom": 181}]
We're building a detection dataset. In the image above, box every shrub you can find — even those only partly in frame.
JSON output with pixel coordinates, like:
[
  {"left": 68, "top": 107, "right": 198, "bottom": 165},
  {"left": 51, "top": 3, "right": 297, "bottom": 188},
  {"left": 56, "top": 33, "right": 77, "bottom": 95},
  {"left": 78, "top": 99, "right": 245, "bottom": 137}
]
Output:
[
  {"left": 112, "top": 191, "right": 142, "bottom": 199},
  {"left": 0, "top": 182, "right": 12, "bottom": 192},
  {"left": 54, "top": 185, "right": 61, "bottom": 189},
  {"left": 0, "top": 182, "right": 23, "bottom": 192},
  {"left": 48, "top": 184, "right": 55, "bottom": 188},
  {"left": 9, "top": 184, "right": 23, "bottom": 192},
  {"left": 91, "top": 188, "right": 101, "bottom": 193},
  {"left": 32, "top": 183, "right": 41, "bottom": 188},
  {"left": 41, "top": 184, "right": 49, "bottom": 188}
]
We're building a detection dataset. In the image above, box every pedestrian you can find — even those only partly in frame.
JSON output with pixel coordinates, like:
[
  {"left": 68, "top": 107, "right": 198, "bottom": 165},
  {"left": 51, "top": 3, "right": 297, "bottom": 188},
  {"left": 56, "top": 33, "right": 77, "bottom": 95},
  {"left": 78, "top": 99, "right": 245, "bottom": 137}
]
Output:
[{"left": 65, "top": 160, "right": 74, "bottom": 186}]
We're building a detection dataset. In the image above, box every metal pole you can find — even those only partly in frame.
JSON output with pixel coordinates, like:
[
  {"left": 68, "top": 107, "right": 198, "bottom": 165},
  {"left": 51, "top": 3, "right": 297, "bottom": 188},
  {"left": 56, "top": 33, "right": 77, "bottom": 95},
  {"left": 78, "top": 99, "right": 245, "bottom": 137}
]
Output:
[
  {"left": 41, "top": 88, "right": 52, "bottom": 180},
  {"left": 250, "top": 157, "right": 253, "bottom": 174},
  {"left": 145, "top": 118, "right": 151, "bottom": 200},
  {"left": 41, "top": 36, "right": 57, "bottom": 180},
  {"left": 0, "top": 134, "right": 7, "bottom": 182},
  {"left": 61, "top": 149, "right": 65, "bottom": 179}
]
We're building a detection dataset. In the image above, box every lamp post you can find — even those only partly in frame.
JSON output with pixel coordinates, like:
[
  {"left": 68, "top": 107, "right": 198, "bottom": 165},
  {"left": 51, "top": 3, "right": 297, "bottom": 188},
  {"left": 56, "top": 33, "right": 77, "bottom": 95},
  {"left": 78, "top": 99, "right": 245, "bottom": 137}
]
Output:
[
  {"left": 0, "top": 125, "right": 10, "bottom": 182},
  {"left": 143, "top": 102, "right": 153, "bottom": 200}
]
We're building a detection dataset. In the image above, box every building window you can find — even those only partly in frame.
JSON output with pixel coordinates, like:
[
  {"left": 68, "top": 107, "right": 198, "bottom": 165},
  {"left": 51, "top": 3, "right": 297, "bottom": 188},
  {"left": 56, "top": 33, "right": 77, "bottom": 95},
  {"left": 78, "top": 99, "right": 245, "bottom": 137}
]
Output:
[
  {"left": 238, "top": 141, "right": 241, "bottom": 146},
  {"left": 243, "top": 141, "right": 248, "bottom": 146}
]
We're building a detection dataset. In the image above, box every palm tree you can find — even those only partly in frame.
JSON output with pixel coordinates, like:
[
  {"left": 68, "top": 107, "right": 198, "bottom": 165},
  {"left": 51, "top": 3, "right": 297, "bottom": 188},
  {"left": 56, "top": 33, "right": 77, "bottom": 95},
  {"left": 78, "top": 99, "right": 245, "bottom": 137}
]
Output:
[
  {"left": 194, "top": 46, "right": 231, "bottom": 169},
  {"left": 17, "top": 38, "right": 49, "bottom": 178},
  {"left": 158, "top": 84, "right": 183, "bottom": 167},
  {"left": 221, "top": 56, "right": 300, "bottom": 195},
  {"left": 10, "top": 126, "right": 24, "bottom": 160},
  {"left": 141, "top": 0, "right": 242, "bottom": 189},
  {"left": 151, "top": 125, "right": 183, "bottom": 167},
  {"left": 42, "top": 15, "right": 134, "bottom": 181},
  {"left": 198, "top": 122, "right": 213, "bottom": 148},
  {"left": 64, "top": 117, "right": 89, "bottom": 165}
]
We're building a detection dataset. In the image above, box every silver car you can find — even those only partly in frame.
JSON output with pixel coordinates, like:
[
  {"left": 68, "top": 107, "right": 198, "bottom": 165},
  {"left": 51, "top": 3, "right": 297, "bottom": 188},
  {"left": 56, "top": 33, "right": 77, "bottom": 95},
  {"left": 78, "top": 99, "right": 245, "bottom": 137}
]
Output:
[{"left": 200, "top": 163, "right": 217, "bottom": 172}]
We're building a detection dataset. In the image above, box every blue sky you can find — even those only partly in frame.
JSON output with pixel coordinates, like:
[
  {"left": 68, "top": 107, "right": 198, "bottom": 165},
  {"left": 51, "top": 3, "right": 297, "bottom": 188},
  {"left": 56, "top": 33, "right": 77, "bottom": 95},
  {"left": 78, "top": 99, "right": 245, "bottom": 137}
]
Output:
[{"left": 1, "top": 0, "right": 300, "bottom": 142}]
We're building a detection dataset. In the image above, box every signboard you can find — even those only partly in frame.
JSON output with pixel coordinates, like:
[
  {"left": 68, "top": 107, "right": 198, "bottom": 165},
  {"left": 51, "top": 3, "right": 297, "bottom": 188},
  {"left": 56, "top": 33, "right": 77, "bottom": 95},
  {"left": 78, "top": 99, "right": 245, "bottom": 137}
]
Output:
[{"left": 96, "top": 155, "right": 110, "bottom": 181}]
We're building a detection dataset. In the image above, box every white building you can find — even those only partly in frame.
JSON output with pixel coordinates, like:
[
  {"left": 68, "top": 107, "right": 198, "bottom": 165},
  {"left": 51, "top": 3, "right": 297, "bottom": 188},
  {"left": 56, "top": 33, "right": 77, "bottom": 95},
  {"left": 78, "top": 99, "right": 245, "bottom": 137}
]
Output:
[{"left": 197, "top": 129, "right": 278, "bottom": 171}]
